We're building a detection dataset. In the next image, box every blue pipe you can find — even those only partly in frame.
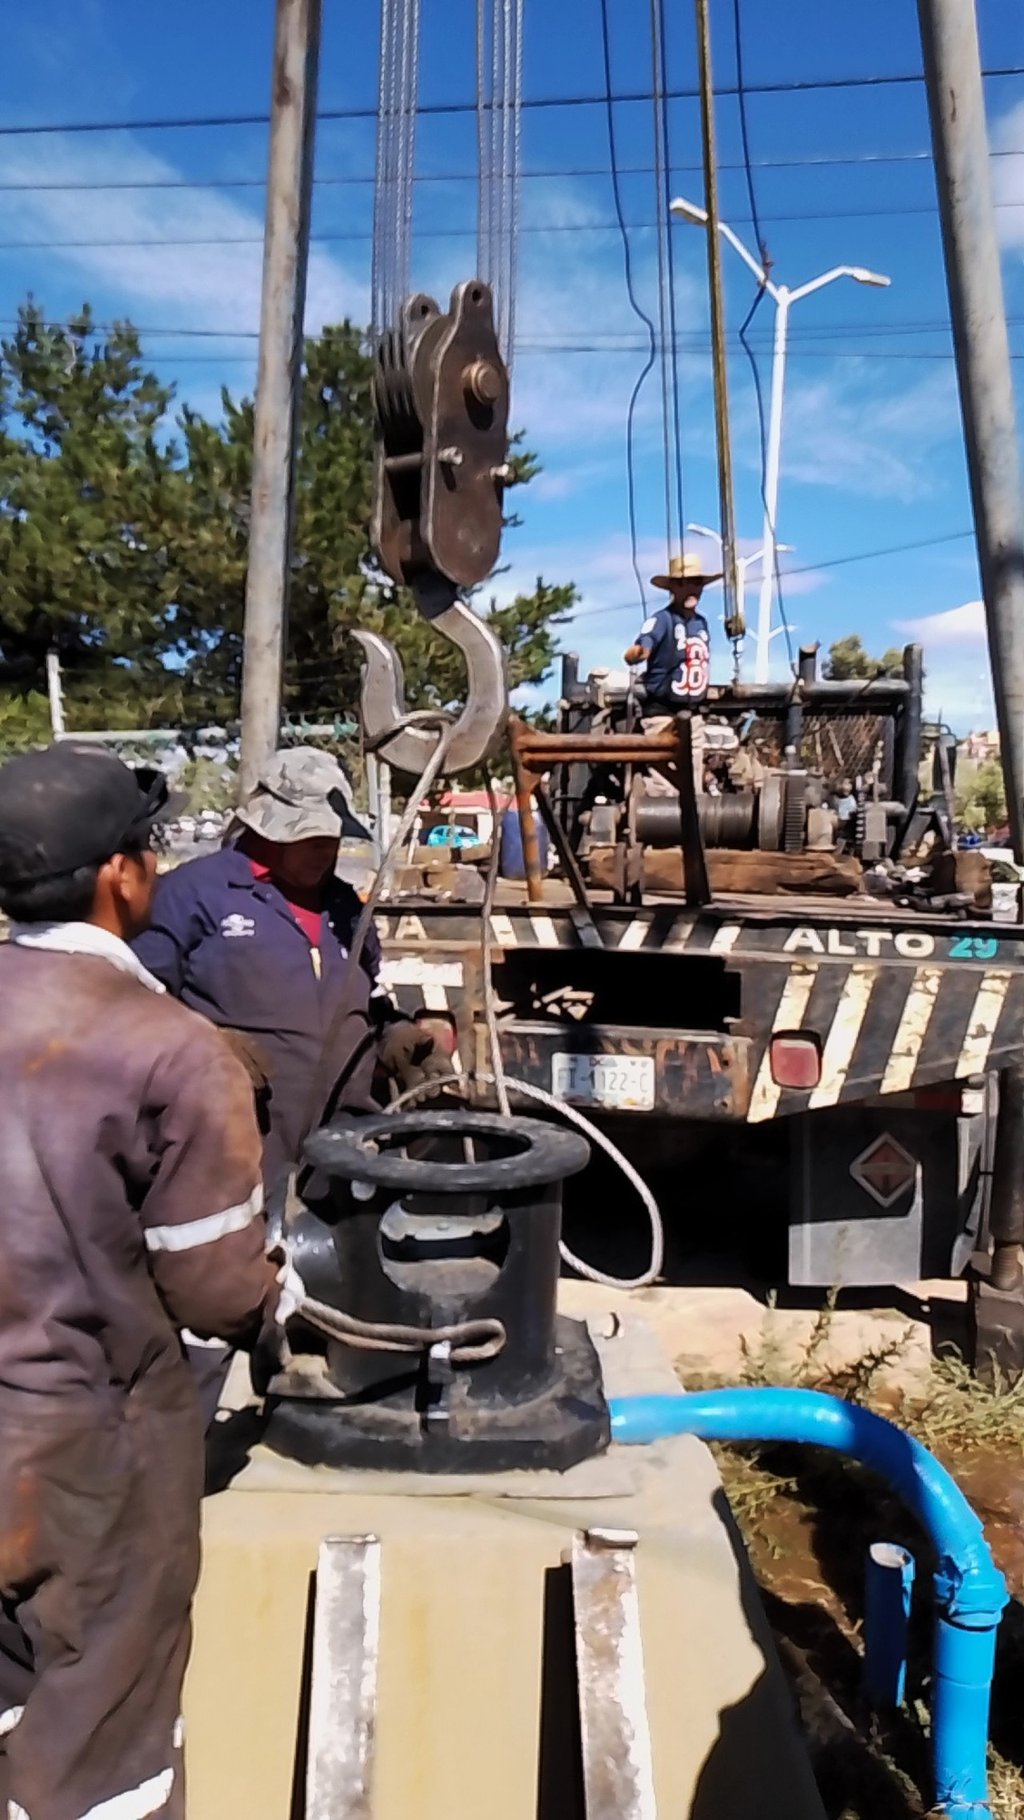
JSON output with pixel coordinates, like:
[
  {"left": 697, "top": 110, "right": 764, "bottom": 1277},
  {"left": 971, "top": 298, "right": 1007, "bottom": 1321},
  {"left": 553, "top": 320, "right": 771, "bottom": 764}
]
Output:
[{"left": 610, "top": 1389, "right": 1007, "bottom": 1818}]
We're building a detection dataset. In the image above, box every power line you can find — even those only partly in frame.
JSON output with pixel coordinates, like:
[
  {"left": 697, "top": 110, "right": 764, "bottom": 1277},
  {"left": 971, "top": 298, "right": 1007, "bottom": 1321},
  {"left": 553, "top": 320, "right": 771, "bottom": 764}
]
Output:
[
  {"left": 1, "top": 147, "right": 1021, "bottom": 194},
  {"left": 2, "top": 146, "right": 1023, "bottom": 199},
  {"left": 0, "top": 64, "right": 1020, "bottom": 138},
  {"left": 36, "top": 344, "right": 1023, "bottom": 367},
  {"left": 573, "top": 529, "right": 976, "bottom": 621},
  {"left": 5, "top": 310, "right": 1020, "bottom": 359},
  {"left": 4, "top": 311, "right": 1006, "bottom": 343},
  {"left": 4, "top": 193, "right": 1022, "bottom": 255}
]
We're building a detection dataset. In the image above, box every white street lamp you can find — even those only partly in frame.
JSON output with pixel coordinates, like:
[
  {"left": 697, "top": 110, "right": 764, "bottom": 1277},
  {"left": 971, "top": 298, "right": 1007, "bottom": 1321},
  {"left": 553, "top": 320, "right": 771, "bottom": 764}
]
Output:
[{"left": 671, "top": 196, "right": 890, "bottom": 684}]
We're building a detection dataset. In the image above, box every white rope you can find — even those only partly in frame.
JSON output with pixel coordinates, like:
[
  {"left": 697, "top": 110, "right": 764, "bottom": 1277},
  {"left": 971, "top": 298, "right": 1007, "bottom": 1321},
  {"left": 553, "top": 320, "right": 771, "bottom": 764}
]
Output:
[
  {"left": 344, "top": 729, "right": 665, "bottom": 1295},
  {"left": 388, "top": 1071, "right": 665, "bottom": 1291}
]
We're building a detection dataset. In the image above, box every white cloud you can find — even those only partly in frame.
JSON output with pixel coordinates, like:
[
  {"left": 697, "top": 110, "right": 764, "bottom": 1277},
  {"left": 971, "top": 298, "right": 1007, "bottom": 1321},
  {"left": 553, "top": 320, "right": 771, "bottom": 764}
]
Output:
[
  {"left": 993, "top": 101, "right": 1024, "bottom": 250},
  {"left": 774, "top": 363, "right": 960, "bottom": 502},
  {"left": 0, "top": 134, "right": 363, "bottom": 334},
  {"left": 493, "top": 182, "right": 702, "bottom": 459},
  {"left": 895, "top": 599, "right": 993, "bottom": 729},
  {"left": 896, "top": 600, "right": 984, "bottom": 648}
]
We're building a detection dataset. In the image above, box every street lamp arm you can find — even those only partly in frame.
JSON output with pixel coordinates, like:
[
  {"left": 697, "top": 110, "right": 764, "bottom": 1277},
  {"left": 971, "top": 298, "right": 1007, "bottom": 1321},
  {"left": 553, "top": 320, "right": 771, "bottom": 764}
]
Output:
[
  {"left": 669, "top": 196, "right": 779, "bottom": 299},
  {"left": 717, "top": 219, "right": 778, "bottom": 296},
  {"left": 788, "top": 265, "right": 892, "bottom": 304}
]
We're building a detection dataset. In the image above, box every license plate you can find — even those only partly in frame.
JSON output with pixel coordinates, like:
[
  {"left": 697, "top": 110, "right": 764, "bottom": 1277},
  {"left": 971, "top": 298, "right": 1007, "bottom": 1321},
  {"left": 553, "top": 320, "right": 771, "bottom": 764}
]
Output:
[{"left": 551, "top": 1053, "right": 656, "bottom": 1111}]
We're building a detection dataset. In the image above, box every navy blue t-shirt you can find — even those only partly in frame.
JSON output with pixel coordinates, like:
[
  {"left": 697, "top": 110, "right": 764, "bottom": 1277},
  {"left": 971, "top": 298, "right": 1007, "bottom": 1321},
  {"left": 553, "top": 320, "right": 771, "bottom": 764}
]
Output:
[{"left": 636, "top": 606, "right": 710, "bottom": 706}]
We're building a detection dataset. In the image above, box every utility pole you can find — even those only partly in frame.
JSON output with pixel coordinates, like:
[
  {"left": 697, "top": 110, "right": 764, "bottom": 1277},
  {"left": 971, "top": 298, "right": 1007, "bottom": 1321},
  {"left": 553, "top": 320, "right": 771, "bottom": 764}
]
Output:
[
  {"left": 239, "top": 0, "right": 322, "bottom": 799},
  {"left": 46, "top": 650, "right": 66, "bottom": 739},
  {"left": 693, "top": 0, "right": 740, "bottom": 641},
  {"left": 918, "top": 0, "right": 1024, "bottom": 864},
  {"left": 919, "top": 4, "right": 1024, "bottom": 1315}
]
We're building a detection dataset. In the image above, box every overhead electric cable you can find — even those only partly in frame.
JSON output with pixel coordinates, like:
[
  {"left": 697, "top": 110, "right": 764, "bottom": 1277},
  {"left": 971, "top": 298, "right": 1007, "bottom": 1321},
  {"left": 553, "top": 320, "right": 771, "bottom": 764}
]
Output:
[{"left": 0, "top": 63, "right": 1021, "bottom": 137}]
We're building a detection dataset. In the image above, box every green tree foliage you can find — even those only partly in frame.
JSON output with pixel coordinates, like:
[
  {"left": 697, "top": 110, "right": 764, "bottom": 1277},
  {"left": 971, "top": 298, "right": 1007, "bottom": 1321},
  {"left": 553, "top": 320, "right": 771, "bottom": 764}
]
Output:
[
  {"left": 822, "top": 635, "right": 906, "bottom": 681},
  {"left": 957, "top": 760, "right": 1007, "bottom": 834},
  {"left": 0, "top": 302, "right": 575, "bottom": 740},
  {"left": 0, "top": 302, "right": 189, "bottom": 726}
]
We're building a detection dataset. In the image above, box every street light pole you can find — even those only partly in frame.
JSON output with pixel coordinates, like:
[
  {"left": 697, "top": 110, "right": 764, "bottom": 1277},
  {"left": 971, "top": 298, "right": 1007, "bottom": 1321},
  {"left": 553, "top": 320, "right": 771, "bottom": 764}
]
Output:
[
  {"left": 758, "top": 289, "right": 791, "bottom": 686},
  {"left": 671, "top": 196, "right": 890, "bottom": 684}
]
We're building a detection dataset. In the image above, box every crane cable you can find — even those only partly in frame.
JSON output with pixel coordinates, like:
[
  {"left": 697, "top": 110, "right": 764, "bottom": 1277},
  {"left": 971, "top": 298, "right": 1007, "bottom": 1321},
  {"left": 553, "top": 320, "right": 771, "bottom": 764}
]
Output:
[
  {"left": 598, "top": 0, "right": 657, "bottom": 615},
  {"left": 475, "top": 0, "right": 524, "bottom": 364},
  {"left": 600, "top": 0, "right": 688, "bottom": 604},
  {"left": 372, "top": 0, "right": 523, "bottom": 355},
  {"left": 650, "top": 0, "right": 676, "bottom": 562},
  {"left": 371, "top": 0, "right": 421, "bottom": 333},
  {"left": 658, "top": 0, "right": 686, "bottom": 553}
]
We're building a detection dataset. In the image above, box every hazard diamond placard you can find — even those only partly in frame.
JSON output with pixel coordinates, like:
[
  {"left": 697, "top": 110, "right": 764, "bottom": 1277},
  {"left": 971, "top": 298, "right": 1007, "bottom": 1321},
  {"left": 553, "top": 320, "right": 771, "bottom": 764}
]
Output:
[{"left": 849, "top": 1134, "right": 917, "bottom": 1210}]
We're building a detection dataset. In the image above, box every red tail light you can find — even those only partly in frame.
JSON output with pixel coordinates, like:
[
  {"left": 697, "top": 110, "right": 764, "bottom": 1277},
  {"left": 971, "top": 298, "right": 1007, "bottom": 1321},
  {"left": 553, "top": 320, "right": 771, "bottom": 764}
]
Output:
[{"left": 769, "top": 1033, "right": 822, "bottom": 1090}]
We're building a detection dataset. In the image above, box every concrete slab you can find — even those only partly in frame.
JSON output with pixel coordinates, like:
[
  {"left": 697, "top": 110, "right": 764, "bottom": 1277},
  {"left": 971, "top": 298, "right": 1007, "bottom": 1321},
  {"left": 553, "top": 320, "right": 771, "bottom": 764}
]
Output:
[{"left": 186, "top": 1316, "right": 824, "bottom": 1820}]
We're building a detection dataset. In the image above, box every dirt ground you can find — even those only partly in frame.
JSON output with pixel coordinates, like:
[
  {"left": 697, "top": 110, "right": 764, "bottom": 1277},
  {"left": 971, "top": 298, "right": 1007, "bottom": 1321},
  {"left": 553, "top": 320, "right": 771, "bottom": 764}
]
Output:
[{"left": 560, "top": 1277, "right": 1024, "bottom": 1820}]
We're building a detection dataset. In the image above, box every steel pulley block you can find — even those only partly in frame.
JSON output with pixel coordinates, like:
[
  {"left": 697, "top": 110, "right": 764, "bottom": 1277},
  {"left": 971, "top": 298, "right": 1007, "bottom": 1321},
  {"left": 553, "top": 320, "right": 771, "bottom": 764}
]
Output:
[
  {"left": 361, "top": 279, "right": 511, "bottom": 778},
  {"left": 371, "top": 280, "right": 510, "bottom": 594},
  {"left": 371, "top": 292, "right": 443, "bottom": 589},
  {"left": 419, "top": 279, "right": 510, "bottom": 589}
]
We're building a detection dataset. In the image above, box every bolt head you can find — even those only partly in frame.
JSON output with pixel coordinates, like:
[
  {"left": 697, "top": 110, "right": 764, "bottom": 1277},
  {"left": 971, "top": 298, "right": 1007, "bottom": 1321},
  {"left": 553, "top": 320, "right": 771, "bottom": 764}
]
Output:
[{"left": 464, "top": 359, "right": 502, "bottom": 406}]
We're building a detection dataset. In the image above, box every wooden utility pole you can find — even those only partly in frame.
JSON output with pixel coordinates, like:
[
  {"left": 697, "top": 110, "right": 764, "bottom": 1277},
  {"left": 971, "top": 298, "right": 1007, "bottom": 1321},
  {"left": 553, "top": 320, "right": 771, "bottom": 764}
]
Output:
[{"left": 239, "top": 0, "right": 322, "bottom": 798}]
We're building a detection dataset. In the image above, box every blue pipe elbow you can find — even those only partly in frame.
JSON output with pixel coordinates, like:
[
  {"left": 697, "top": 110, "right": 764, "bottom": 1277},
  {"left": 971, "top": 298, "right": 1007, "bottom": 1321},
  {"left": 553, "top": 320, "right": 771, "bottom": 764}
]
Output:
[{"left": 609, "top": 1388, "right": 1007, "bottom": 1817}]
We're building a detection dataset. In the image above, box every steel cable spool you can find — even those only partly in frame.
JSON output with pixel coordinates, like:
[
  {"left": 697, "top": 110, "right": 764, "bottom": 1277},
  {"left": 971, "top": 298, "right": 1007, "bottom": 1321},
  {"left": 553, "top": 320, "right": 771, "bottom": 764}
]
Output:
[{"left": 632, "top": 790, "right": 757, "bottom": 849}]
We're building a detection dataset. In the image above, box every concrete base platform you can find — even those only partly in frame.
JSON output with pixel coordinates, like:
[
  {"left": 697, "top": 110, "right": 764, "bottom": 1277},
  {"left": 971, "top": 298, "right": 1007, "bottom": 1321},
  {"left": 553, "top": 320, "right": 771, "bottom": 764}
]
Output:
[{"left": 186, "top": 1318, "right": 823, "bottom": 1820}]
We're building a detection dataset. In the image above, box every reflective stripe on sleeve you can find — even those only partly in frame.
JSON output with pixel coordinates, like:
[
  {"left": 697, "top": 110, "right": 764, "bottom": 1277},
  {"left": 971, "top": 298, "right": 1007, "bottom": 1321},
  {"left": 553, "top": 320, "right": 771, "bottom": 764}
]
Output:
[
  {"left": 145, "top": 1186, "right": 261, "bottom": 1255},
  {"left": 77, "top": 1768, "right": 175, "bottom": 1820}
]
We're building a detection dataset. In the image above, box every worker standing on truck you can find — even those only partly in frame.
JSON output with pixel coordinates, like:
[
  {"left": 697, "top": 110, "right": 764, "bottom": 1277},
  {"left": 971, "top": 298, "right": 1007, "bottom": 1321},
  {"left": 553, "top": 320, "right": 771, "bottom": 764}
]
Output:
[
  {"left": 623, "top": 552, "right": 720, "bottom": 794},
  {"left": 0, "top": 742, "right": 298, "bottom": 1820}
]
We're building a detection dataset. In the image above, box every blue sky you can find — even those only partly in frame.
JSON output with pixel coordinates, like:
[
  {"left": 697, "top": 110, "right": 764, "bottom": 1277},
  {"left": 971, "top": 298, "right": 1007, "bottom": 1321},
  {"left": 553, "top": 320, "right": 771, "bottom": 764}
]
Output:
[{"left": 1, "top": 0, "right": 1022, "bottom": 730}]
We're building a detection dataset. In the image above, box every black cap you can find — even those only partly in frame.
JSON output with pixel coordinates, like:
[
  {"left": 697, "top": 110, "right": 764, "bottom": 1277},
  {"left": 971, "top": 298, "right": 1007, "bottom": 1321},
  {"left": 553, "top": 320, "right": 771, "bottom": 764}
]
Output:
[{"left": 0, "top": 743, "right": 185, "bottom": 889}]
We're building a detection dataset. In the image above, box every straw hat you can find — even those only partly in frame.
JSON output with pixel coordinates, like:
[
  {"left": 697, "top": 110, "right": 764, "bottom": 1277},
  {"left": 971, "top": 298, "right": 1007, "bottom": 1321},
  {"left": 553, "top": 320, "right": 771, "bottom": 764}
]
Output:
[{"left": 650, "top": 552, "right": 722, "bottom": 590}]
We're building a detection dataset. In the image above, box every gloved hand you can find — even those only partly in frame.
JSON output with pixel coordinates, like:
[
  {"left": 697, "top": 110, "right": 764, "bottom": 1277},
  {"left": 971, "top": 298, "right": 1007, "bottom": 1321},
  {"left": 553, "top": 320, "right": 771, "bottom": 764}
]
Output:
[
  {"left": 377, "top": 1018, "right": 452, "bottom": 1090},
  {"left": 269, "top": 1242, "right": 306, "bottom": 1326},
  {"left": 250, "top": 1243, "right": 307, "bottom": 1398}
]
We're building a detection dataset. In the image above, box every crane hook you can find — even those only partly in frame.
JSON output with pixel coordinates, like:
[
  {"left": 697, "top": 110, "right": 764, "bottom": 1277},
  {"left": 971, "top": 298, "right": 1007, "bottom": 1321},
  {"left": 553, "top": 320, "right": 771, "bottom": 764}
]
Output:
[{"left": 361, "top": 280, "right": 511, "bottom": 777}]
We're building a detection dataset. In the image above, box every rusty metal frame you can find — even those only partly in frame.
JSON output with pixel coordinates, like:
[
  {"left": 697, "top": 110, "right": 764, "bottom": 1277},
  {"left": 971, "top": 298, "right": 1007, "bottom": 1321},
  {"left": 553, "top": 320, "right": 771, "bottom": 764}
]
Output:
[{"left": 508, "top": 715, "right": 711, "bottom": 908}]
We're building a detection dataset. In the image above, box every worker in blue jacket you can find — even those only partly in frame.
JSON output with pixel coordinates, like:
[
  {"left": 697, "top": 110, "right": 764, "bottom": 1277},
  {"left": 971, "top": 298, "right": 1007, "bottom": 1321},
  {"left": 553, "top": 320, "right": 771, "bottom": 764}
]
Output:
[
  {"left": 134, "top": 746, "right": 447, "bottom": 1418},
  {"left": 136, "top": 746, "right": 445, "bottom": 1184}
]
